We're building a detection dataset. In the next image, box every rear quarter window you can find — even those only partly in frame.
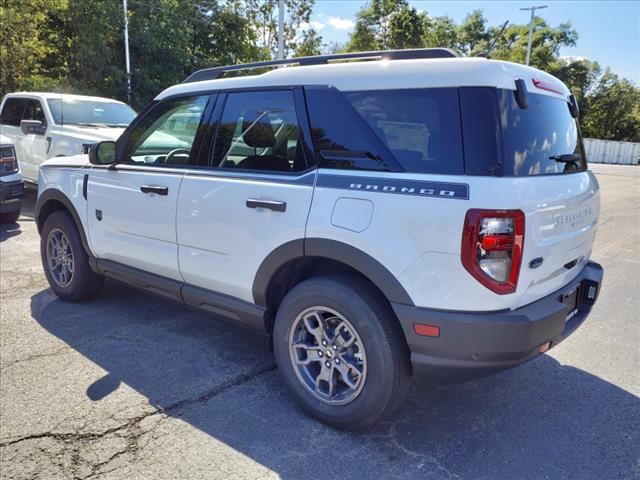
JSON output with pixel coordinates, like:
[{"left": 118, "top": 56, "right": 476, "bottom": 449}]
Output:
[{"left": 344, "top": 88, "right": 464, "bottom": 175}]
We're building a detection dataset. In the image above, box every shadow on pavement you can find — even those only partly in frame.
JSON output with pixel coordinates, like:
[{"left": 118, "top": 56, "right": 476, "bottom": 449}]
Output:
[{"left": 30, "top": 283, "right": 639, "bottom": 479}]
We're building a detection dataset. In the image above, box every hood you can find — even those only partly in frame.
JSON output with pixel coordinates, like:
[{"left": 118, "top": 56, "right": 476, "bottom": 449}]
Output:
[
  {"left": 42, "top": 154, "right": 90, "bottom": 169},
  {"left": 0, "top": 134, "right": 14, "bottom": 146},
  {"left": 59, "top": 125, "right": 126, "bottom": 142}
]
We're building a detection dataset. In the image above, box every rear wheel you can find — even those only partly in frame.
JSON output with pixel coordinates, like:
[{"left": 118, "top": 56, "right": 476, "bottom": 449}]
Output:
[
  {"left": 273, "top": 274, "right": 411, "bottom": 429},
  {"left": 40, "top": 210, "right": 104, "bottom": 302}
]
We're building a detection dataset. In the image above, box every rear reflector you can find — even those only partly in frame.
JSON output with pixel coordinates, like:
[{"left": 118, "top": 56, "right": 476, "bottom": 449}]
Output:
[{"left": 413, "top": 324, "right": 440, "bottom": 338}]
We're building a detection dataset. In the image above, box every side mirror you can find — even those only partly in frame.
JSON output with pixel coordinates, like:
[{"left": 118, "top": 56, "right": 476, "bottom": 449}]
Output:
[
  {"left": 21, "top": 119, "right": 46, "bottom": 135},
  {"left": 89, "top": 141, "right": 117, "bottom": 165}
]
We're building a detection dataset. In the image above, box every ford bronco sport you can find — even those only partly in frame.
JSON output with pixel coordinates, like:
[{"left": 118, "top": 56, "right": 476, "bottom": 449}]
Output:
[{"left": 35, "top": 49, "right": 603, "bottom": 429}]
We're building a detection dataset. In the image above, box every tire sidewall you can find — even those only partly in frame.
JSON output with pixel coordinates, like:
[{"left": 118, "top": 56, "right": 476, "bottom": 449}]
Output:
[
  {"left": 40, "top": 211, "right": 92, "bottom": 300},
  {"left": 273, "top": 277, "right": 400, "bottom": 428}
]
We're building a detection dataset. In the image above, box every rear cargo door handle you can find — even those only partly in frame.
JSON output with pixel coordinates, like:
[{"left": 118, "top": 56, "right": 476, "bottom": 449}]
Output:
[
  {"left": 140, "top": 185, "right": 168, "bottom": 196},
  {"left": 246, "top": 198, "right": 286, "bottom": 212}
]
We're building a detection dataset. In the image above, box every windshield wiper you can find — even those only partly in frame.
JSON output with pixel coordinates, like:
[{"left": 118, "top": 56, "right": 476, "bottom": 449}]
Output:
[{"left": 549, "top": 153, "right": 581, "bottom": 163}]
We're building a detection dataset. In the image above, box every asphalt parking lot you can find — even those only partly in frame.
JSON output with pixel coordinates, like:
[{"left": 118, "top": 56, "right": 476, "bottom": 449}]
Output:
[{"left": 1, "top": 163, "right": 638, "bottom": 480}]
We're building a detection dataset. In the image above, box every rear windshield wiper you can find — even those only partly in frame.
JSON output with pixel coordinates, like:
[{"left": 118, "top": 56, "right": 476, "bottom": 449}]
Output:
[{"left": 549, "top": 153, "right": 581, "bottom": 163}]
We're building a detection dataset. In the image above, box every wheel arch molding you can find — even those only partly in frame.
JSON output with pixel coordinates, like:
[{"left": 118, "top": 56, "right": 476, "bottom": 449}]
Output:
[
  {"left": 35, "top": 189, "right": 92, "bottom": 258},
  {"left": 252, "top": 238, "right": 414, "bottom": 309}
]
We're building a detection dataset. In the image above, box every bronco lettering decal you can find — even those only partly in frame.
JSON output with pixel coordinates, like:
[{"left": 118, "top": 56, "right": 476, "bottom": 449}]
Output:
[{"left": 316, "top": 174, "right": 469, "bottom": 200}]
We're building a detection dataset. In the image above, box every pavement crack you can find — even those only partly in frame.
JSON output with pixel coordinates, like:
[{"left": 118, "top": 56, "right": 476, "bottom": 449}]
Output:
[{"left": 0, "top": 362, "right": 276, "bottom": 449}]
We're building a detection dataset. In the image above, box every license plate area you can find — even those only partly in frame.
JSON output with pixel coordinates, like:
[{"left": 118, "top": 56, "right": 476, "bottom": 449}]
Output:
[{"left": 562, "top": 284, "right": 580, "bottom": 321}]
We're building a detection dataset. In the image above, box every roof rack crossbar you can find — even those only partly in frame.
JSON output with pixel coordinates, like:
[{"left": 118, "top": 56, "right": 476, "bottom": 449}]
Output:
[{"left": 182, "top": 48, "right": 458, "bottom": 84}]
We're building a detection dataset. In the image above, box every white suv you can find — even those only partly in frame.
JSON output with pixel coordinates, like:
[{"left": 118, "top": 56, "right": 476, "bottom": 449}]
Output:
[
  {"left": 34, "top": 49, "right": 603, "bottom": 429},
  {"left": 0, "top": 92, "right": 136, "bottom": 183}
]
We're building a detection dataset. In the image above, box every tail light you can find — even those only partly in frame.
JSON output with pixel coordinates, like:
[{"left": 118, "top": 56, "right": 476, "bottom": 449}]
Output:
[
  {"left": 461, "top": 209, "right": 525, "bottom": 294},
  {"left": 0, "top": 145, "right": 19, "bottom": 176}
]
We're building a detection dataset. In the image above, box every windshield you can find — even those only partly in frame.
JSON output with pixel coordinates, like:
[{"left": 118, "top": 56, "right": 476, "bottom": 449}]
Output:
[{"left": 47, "top": 98, "right": 136, "bottom": 127}]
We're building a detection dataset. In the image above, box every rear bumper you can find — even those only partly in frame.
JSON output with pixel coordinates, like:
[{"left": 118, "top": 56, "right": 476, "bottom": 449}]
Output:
[
  {"left": 392, "top": 261, "right": 603, "bottom": 383},
  {"left": 0, "top": 179, "right": 24, "bottom": 212}
]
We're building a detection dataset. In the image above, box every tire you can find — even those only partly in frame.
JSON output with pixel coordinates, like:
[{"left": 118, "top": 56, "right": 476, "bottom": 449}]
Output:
[
  {"left": 273, "top": 274, "right": 412, "bottom": 430},
  {"left": 40, "top": 210, "right": 104, "bottom": 302},
  {"left": 0, "top": 207, "right": 20, "bottom": 224}
]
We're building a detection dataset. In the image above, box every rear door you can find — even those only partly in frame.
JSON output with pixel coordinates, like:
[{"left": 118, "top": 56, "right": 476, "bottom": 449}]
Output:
[
  {"left": 87, "top": 94, "right": 211, "bottom": 281},
  {"left": 176, "top": 88, "right": 316, "bottom": 303}
]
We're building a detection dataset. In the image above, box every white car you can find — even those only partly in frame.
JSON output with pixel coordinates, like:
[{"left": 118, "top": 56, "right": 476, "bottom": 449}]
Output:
[
  {"left": 0, "top": 92, "right": 136, "bottom": 183},
  {"left": 0, "top": 134, "right": 24, "bottom": 223},
  {"left": 34, "top": 49, "right": 603, "bottom": 429}
]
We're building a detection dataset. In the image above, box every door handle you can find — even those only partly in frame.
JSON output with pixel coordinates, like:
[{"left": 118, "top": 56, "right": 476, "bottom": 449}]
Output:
[
  {"left": 246, "top": 198, "right": 286, "bottom": 212},
  {"left": 140, "top": 185, "right": 168, "bottom": 196}
]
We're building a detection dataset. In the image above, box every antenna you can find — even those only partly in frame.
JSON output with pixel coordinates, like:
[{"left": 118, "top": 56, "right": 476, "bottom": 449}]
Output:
[{"left": 479, "top": 21, "right": 509, "bottom": 58}]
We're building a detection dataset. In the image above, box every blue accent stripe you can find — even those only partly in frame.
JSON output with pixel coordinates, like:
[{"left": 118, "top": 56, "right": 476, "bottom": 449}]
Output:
[{"left": 316, "top": 173, "right": 469, "bottom": 200}]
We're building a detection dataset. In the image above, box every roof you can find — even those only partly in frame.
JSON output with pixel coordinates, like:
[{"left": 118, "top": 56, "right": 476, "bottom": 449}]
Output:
[
  {"left": 157, "top": 57, "right": 570, "bottom": 101},
  {"left": 3, "top": 92, "right": 128, "bottom": 104}
]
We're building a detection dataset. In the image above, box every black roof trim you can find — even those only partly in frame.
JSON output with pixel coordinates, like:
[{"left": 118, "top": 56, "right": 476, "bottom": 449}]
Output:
[{"left": 182, "top": 48, "right": 459, "bottom": 84}]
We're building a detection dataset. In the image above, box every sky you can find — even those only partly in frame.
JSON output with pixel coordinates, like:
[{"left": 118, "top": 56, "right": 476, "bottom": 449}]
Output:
[{"left": 305, "top": 0, "right": 640, "bottom": 84}]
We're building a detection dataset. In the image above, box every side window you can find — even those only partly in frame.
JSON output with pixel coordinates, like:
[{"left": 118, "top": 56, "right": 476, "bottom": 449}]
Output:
[
  {"left": 126, "top": 95, "right": 209, "bottom": 166},
  {"left": 213, "top": 90, "right": 308, "bottom": 173},
  {"left": 22, "top": 100, "right": 47, "bottom": 125},
  {"left": 304, "top": 86, "right": 400, "bottom": 171},
  {"left": 344, "top": 88, "right": 464, "bottom": 175},
  {"left": 0, "top": 98, "right": 26, "bottom": 127}
]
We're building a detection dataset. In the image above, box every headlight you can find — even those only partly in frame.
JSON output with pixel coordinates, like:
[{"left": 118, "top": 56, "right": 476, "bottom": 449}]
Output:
[{"left": 0, "top": 145, "right": 19, "bottom": 176}]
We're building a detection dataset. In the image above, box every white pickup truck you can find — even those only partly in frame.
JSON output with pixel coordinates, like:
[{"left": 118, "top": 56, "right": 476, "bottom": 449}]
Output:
[{"left": 0, "top": 92, "right": 136, "bottom": 183}]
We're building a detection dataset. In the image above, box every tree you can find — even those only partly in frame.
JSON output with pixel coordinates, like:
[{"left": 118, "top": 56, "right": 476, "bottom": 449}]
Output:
[
  {"left": 294, "top": 29, "right": 323, "bottom": 57},
  {"left": 457, "top": 10, "right": 490, "bottom": 55},
  {"left": 347, "top": 0, "right": 423, "bottom": 51},
  {"left": 236, "top": 0, "right": 314, "bottom": 59},
  {"left": 0, "top": 0, "right": 69, "bottom": 97},
  {"left": 422, "top": 14, "right": 459, "bottom": 50},
  {"left": 580, "top": 69, "right": 640, "bottom": 142}
]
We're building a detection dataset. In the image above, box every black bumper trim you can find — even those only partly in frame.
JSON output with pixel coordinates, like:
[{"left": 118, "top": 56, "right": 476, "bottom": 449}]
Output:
[
  {"left": 392, "top": 261, "right": 604, "bottom": 383},
  {"left": 0, "top": 179, "right": 24, "bottom": 203}
]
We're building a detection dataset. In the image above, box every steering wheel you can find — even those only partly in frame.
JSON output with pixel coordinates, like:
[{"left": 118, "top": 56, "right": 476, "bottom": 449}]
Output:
[{"left": 164, "top": 148, "right": 191, "bottom": 164}]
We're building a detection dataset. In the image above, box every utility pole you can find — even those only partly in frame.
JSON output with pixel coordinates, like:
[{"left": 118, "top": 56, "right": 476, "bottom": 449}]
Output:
[
  {"left": 123, "top": 0, "right": 132, "bottom": 104},
  {"left": 277, "top": 0, "right": 284, "bottom": 60},
  {"left": 520, "top": 5, "right": 547, "bottom": 66}
]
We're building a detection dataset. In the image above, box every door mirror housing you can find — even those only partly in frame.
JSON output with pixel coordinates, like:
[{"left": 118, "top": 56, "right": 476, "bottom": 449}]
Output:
[
  {"left": 20, "top": 119, "right": 46, "bottom": 135},
  {"left": 89, "top": 141, "right": 117, "bottom": 165}
]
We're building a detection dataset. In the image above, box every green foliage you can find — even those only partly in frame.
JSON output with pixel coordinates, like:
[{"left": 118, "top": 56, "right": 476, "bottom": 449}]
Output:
[
  {"left": 579, "top": 69, "right": 640, "bottom": 142},
  {"left": 347, "top": 0, "right": 424, "bottom": 51},
  {"left": 1, "top": 0, "right": 266, "bottom": 109},
  {"left": 295, "top": 29, "right": 323, "bottom": 57},
  {"left": 237, "top": 0, "right": 314, "bottom": 59}
]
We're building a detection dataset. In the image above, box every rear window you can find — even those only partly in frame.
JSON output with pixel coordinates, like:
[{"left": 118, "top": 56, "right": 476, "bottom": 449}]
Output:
[
  {"left": 344, "top": 88, "right": 464, "bottom": 175},
  {"left": 460, "top": 87, "right": 586, "bottom": 176}
]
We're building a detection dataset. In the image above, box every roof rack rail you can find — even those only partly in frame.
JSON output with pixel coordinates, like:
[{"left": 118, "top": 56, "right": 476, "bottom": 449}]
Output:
[{"left": 182, "top": 48, "right": 458, "bottom": 84}]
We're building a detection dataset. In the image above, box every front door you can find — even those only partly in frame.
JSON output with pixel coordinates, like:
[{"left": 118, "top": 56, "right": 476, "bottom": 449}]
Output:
[
  {"left": 87, "top": 94, "right": 211, "bottom": 281},
  {"left": 177, "top": 89, "right": 316, "bottom": 303}
]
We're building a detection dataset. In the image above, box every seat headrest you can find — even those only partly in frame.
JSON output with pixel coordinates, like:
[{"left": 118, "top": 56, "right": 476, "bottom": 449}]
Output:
[{"left": 242, "top": 118, "right": 276, "bottom": 149}]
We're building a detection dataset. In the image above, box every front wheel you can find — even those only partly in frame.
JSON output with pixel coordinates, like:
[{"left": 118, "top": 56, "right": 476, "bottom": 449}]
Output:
[
  {"left": 40, "top": 210, "right": 104, "bottom": 302},
  {"left": 273, "top": 275, "right": 411, "bottom": 429}
]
